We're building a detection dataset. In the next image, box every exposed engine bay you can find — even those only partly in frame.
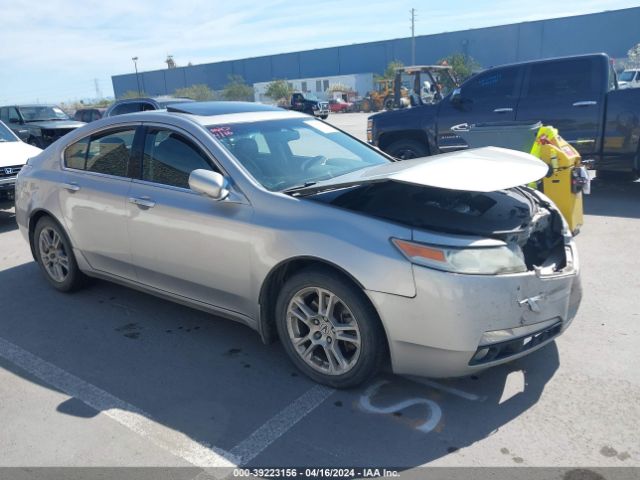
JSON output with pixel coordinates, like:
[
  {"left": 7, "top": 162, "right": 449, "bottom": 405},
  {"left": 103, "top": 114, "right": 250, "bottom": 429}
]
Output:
[{"left": 310, "top": 181, "right": 567, "bottom": 272}]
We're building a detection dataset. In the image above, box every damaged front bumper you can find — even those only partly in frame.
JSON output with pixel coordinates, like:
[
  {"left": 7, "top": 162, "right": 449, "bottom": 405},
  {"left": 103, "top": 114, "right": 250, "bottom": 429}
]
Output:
[{"left": 366, "top": 241, "right": 581, "bottom": 378}]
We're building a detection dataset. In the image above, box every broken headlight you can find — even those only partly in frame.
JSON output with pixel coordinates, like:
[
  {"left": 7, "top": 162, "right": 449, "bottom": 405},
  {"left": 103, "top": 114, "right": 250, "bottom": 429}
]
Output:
[{"left": 392, "top": 238, "right": 527, "bottom": 275}]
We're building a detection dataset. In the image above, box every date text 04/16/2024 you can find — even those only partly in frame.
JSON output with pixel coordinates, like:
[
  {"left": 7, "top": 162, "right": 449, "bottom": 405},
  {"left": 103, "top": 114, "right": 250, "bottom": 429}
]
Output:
[{"left": 232, "top": 468, "right": 400, "bottom": 478}]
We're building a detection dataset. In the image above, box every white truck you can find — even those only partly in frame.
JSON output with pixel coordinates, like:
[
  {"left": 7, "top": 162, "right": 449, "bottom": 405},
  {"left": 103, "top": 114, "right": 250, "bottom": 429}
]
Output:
[{"left": 618, "top": 68, "right": 640, "bottom": 89}]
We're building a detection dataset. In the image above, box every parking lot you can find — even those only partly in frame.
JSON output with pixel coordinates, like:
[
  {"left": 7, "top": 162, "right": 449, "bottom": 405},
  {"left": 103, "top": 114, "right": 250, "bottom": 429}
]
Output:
[{"left": 0, "top": 113, "right": 638, "bottom": 476}]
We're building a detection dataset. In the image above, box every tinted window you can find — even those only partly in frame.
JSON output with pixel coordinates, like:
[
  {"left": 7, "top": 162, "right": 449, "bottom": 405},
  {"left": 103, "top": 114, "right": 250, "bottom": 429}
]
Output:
[
  {"left": 142, "top": 129, "right": 213, "bottom": 188},
  {"left": 8, "top": 107, "right": 21, "bottom": 123},
  {"left": 65, "top": 129, "right": 135, "bottom": 176},
  {"left": 64, "top": 137, "right": 90, "bottom": 169},
  {"left": 0, "top": 108, "right": 9, "bottom": 123},
  {"left": 111, "top": 103, "right": 142, "bottom": 116},
  {"left": 526, "top": 58, "right": 601, "bottom": 98},
  {"left": 462, "top": 66, "right": 520, "bottom": 101}
]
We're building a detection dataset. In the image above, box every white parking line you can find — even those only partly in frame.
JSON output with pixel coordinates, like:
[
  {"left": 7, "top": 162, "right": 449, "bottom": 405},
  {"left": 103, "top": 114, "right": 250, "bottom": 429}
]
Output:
[
  {"left": 230, "top": 384, "right": 334, "bottom": 464},
  {"left": 0, "top": 337, "right": 239, "bottom": 468}
]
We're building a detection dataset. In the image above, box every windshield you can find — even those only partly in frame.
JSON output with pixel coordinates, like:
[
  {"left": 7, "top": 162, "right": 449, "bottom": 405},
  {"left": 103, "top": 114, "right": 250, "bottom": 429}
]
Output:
[
  {"left": 619, "top": 71, "right": 637, "bottom": 82},
  {"left": 208, "top": 118, "right": 389, "bottom": 191},
  {"left": 18, "top": 105, "right": 69, "bottom": 121},
  {"left": 0, "top": 121, "right": 18, "bottom": 142}
]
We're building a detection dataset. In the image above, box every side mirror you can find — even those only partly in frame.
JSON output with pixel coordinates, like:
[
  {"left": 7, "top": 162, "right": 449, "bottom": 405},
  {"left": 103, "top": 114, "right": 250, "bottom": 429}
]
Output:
[
  {"left": 450, "top": 88, "right": 462, "bottom": 104},
  {"left": 189, "top": 169, "right": 229, "bottom": 200}
]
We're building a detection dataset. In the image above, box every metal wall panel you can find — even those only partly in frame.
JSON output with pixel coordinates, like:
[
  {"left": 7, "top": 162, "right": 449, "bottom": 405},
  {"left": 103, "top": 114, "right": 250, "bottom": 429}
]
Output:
[
  {"left": 300, "top": 48, "right": 340, "bottom": 78},
  {"left": 112, "top": 7, "right": 640, "bottom": 98}
]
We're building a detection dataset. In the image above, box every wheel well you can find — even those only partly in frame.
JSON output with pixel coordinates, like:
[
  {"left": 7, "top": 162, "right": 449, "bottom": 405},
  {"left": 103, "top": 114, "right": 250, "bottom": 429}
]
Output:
[
  {"left": 27, "top": 210, "right": 59, "bottom": 260},
  {"left": 258, "top": 258, "right": 388, "bottom": 350},
  {"left": 378, "top": 130, "right": 429, "bottom": 153}
]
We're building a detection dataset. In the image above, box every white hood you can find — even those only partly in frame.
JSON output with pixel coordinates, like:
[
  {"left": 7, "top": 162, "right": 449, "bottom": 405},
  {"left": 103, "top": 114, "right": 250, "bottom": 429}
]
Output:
[
  {"left": 0, "top": 141, "right": 42, "bottom": 168},
  {"left": 294, "top": 147, "right": 549, "bottom": 194}
]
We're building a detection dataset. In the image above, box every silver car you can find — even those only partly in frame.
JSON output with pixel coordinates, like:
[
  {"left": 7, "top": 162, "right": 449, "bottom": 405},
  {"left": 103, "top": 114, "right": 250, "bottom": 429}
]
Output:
[{"left": 15, "top": 102, "right": 582, "bottom": 388}]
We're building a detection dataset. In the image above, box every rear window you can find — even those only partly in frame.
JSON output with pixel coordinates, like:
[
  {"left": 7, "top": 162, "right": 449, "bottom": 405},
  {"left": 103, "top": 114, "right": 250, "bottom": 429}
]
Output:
[
  {"left": 64, "top": 128, "right": 136, "bottom": 177},
  {"left": 526, "top": 58, "right": 603, "bottom": 97},
  {"left": 111, "top": 103, "right": 147, "bottom": 116}
]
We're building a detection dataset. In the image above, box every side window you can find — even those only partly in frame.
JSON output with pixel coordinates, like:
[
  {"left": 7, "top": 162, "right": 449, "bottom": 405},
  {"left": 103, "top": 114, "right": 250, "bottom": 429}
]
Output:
[
  {"left": 8, "top": 107, "right": 20, "bottom": 123},
  {"left": 0, "top": 108, "right": 8, "bottom": 123},
  {"left": 64, "top": 137, "right": 90, "bottom": 170},
  {"left": 526, "top": 59, "right": 602, "bottom": 98},
  {"left": 142, "top": 129, "right": 214, "bottom": 189},
  {"left": 462, "top": 67, "right": 520, "bottom": 101},
  {"left": 85, "top": 128, "right": 136, "bottom": 176}
]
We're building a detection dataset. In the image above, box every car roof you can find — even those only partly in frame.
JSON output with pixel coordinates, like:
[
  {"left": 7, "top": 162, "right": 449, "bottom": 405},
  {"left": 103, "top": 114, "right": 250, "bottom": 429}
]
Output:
[
  {"left": 167, "top": 101, "right": 282, "bottom": 116},
  {"left": 0, "top": 104, "right": 57, "bottom": 108}
]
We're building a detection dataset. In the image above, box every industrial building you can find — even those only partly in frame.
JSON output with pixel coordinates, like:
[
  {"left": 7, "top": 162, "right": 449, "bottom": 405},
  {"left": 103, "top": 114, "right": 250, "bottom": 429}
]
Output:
[
  {"left": 253, "top": 73, "right": 374, "bottom": 103},
  {"left": 111, "top": 6, "right": 640, "bottom": 99}
]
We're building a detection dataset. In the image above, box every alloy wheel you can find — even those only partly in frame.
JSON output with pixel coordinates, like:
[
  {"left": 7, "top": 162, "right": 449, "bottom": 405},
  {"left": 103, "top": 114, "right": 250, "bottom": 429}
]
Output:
[
  {"left": 286, "top": 287, "right": 361, "bottom": 375},
  {"left": 38, "top": 227, "right": 70, "bottom": 283}
]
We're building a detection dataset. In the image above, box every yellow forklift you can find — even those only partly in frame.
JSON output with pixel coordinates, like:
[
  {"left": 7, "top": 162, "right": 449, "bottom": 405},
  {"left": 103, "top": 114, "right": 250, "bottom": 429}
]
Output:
[{"left": 391, "top": 65, "right": 459, "bottom": 109}]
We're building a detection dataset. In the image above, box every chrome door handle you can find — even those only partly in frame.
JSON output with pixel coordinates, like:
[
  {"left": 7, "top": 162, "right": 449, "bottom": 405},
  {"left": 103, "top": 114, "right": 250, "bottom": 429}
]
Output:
[
  {"left": 128, "top": 196, "right": 156, "bottom": 208},
  {"left": 572, "top": 101, "right": 597, "bottom": 107},
  {"left": 493, "top": 107, "right": 513, "bottom": 113},
  {"left": 62, "top": 182, "right": 80, "bottom": 192}
]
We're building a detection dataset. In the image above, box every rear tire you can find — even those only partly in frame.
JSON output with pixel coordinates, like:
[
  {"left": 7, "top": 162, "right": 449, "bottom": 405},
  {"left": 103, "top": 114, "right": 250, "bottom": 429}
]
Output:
[
  {"left": 275, "top": 267, "right": 385, "bottom": 388},
  {"left": 385, "top": 139, "right": 429, "bottom": 160},
  {"left": 33, "top": 216, "right": 87, "bottom": 292}
]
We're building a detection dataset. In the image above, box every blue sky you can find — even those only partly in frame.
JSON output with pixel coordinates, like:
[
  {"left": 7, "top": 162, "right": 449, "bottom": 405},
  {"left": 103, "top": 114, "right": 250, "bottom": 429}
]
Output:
[{"left": 0, "top": 0, "right": 637, "bottom": 104}]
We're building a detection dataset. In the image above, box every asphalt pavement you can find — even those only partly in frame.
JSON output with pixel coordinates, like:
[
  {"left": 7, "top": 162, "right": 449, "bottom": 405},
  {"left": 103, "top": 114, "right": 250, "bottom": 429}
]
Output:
[{"left": 0, "top": 113, "right": 638, "bottom": 476}]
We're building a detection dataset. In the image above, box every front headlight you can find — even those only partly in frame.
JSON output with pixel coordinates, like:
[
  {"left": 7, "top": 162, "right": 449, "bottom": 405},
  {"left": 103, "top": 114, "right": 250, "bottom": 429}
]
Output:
[{"left": 392, "top": 238, "right": 527, "bottom": 275}]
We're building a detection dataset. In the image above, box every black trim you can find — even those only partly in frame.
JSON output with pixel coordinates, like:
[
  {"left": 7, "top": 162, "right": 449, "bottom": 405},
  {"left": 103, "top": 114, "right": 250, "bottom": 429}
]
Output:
[{"left": 469, "top": 322, "right": 562, "bottom": 366}]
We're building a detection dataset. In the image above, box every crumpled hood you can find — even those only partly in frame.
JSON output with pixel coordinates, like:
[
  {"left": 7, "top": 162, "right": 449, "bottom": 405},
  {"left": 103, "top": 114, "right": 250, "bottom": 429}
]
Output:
[
  {"left": 26, "top": 120, "right": 85, "bottom": 129},
  {"left": 295, "top": 147, "right": 549, "bottom": 194},
  {"left": 0, "top": 141, "right": 42, "bottom": 167}
]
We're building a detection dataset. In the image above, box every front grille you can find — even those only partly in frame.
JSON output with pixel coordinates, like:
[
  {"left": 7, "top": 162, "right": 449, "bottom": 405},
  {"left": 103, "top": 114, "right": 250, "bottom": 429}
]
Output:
[
  {"left": 0, "top": 165, "right": 22, "bottom": 178},
  {"left": 468, "top": 322, "right": 562, "bottom": 366}
]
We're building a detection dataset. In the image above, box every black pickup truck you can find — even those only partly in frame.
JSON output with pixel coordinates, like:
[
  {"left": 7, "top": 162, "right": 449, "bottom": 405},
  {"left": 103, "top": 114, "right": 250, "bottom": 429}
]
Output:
[
  {"left": 284, "top": 92, "right": 330, "bottom": 119},
  {"left": 368, "top": 53, "right": 640, "bottom": 179}
]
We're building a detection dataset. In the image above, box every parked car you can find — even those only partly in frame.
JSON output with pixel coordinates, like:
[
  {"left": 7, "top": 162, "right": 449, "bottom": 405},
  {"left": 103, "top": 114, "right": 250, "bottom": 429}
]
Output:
[
  {"left": 15, "top": 101, "right": 581, "bottom": 388},
  {"left": 105, "top": 96, "right": 194, "bottom": 117},
  {"left": 74, "top": 107, "right": 107, "bottom": 123},
  {"left": 0, "top": 120, "right": 42, "bottom": 207},
  {"left": 617, "top": 68, "right": 640, "bottom": 89},
  {"left": 282, "top": 92, "right": 329, "bottom": 119},
  {"left": 0, "top": 104, "right": 85, "bottom": 148},
  {"left": 368, "top": 53, "right": 640, "bottom": 180},
  {"left": 329, "top": 98, "right": 353, "bottom": 113}
]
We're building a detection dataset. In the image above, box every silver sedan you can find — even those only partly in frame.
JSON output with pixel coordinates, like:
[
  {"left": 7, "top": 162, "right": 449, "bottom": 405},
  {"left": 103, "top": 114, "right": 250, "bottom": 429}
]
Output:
[{"left": 15, "top": 102, "right": 582, "bottom": 388}]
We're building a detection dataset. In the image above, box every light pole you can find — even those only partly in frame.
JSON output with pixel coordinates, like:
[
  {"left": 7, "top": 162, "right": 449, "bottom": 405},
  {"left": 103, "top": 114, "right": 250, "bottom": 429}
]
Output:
[{"left": 132, "top": 56, "right": 141, "bottom": 96}]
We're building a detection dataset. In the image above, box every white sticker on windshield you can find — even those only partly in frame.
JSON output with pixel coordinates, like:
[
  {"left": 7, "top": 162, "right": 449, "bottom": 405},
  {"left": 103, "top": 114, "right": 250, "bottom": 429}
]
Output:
[{"left": 304, "top": 120, "right": 338, "bottom": 134}]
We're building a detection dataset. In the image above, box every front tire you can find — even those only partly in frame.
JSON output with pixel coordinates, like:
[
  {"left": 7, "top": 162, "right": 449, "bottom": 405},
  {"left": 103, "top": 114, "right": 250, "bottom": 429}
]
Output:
[
  {"left": 33, "top": 216, "right": 87, "bottom": 292},
  {"left": 385, "top": 139, "right": 429, "bottom": 160},
  {"left": 275, "top": 267, "right": 385, "bottom": 388}
]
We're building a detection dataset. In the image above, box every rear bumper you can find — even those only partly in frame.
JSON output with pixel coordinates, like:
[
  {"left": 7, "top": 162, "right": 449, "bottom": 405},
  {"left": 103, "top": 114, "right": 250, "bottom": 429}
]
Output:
[{"left": 367, "top": 243, "right": 581, "bottom": 378}]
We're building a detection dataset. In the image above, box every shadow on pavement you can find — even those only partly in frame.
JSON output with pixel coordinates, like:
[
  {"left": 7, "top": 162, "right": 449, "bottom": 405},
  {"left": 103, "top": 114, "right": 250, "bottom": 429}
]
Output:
[
  {"left": 584, "top": 179, "right": 640, "bottom": 219},
  {"left": 0, "top": 208, "right": 17, "bottom": 234},
  {"left": 0, "top": 261, "right": 558, "bottom": 468}
]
